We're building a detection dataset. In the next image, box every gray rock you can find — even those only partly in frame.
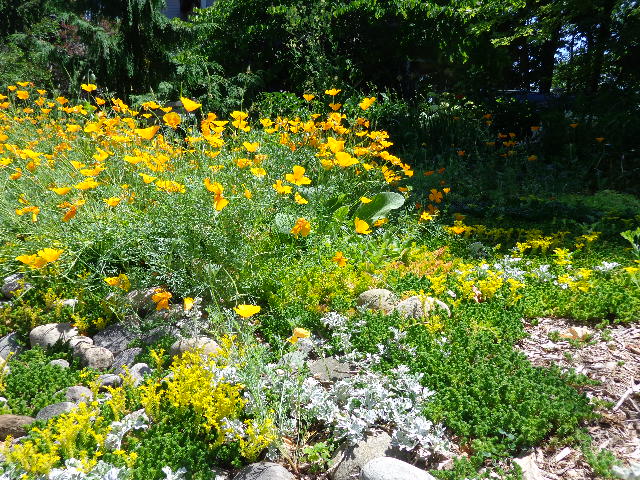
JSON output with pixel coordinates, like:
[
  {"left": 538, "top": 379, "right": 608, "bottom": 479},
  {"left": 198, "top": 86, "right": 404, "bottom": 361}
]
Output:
[
  {"left": 48, "top": 359, "right": 70, "bottom": 369},
  {"left": 129, "top": 363, "right": 152, "bottom": 385},
  {"left": 0, "top": 332, "right": 25, "bottom": 360},
  {"left": 360, "top": 457, "right": 436, "bottom": 480},
  {"left": 29, "top": 323, "right": 79, "bottom": 349},
  {"left": 307, "top": 357, "right": 356, "bottom": 383},
  {"left": 112, "top": 347, "right": 143, "bottom": 374},
  {"left": 68, "top": 336, "right": 93, "bottom": 349},
  {"left": 93, "top": 324, "right": 138, "bottom": 356},
  {"left": 65, "top": 386, "right": 93, "bottom": 403},
  {"left": 140, "top": 325, "right": 180, "bottom": 345},
  {"left": 233, "top": 462, "right": 294, "bottom": 480},
  {"left": 170, "top": 336, "right": 220, "bottom": 358},
  {"left": 126, "top": 287, "right": 162, "bottom": 316},
  {"left": 357, "top": 289, "right": 397, "bottom": 313},
  {"left": 2, "top": 274, "right": 31, "bottom": 299},
  {"left": 0, "top": 414, "right": 35, "bottom": 440},
  {"left": 329, "top": 432, "right": 410, "bottom": 480},
  {"left": 393, "top": 296, "right": 450, "bottom": 320},
  {"left": 35, "top": 402, "right": 76, "bottom": 421},
  {"left": 211, "top": 467, "right": 232, "bottom": 480},
  {"left": 97, "top": 374, "right": 122, "bottom": 390},
  {"left": 73, "top": 344, "right": 114, "bottom": 370}
]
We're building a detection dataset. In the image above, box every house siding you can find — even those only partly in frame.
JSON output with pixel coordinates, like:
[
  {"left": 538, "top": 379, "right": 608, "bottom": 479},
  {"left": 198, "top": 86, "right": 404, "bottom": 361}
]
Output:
[{"left": 163, "top": 0, "right": 181, "bottom": 19}]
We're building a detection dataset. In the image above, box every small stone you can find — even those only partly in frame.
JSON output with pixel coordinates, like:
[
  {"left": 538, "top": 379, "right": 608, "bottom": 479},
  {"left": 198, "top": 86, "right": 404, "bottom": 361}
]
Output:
[
  {"left": 329, "top": 431, "right": 410, "bottom": 480},
  {"left": 68, "top": 336, "right": 93, "bottom": 349},
  {"left": 0, "top": 332, "right": 25, "bottom": 360},
  {"left": 97, "top": 374, "right": 122, "bottom": 390},
  {"left": 0, "top": 414, "right": 35, "bottom": 440},
  {"left": 393, "top": 296, "right": 450, "bottom": 320},
  {"left": 65, "top": 386, "right": 93, "bottom": 403},
  {"left": 129, "top": 363, "right": 152, "bottom": 385},
  {"left": 360, "top": 457, "right": 436, "bottom": 480},
  {"left": 211, "top": 467, "right": 232, "bottom": 480},
  {"left": 559, "top": 326, "right": 592, "bottom": 341},
  {"left": 35, "top": 402, "right": 76, "bottom": 421},
  {"left": 56, "top": 299, "right": 79, "bottom": 309},
  {"left": 73, "top": 344, "right": 114, "bottom": 370},
  {"left": 112, "top": 347, "right": 143, "bottom": 374},
  {"left": 126, "top": 287, "right": 162, "bottom": 316},
  {"left": 307, "top": 357, "right": 356, "bottom": 383},
  {"left": 29, "top": 323, "right": 78, "bottom": 349},
  {"left": 233, "top": 462, "right": 294, "bottom": 480},
  {"left": 513, "top": 453, "right": 545, "bottom": 480},
  {"left": 93, "top": 323, "right": 138, "bottom": 356},
  {"left": 170, "top": 336, "right": 220, "bottom": 358},
  {"left": 357, "top": 289, "right": 397, "bottom": 312},
  {"left": 48, "top": 359, "right": 70, "bottom": 369},
  {"left": 2, "top": 274, "right": 31, "bottom": 299}
]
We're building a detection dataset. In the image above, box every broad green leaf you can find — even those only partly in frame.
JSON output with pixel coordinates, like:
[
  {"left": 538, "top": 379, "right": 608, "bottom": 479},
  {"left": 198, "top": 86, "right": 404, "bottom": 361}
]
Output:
[
  {"left": 354, "top": 192, "right": 405, "bottom": 223},
  {"left": 333, "top": 205, "right": 350, "bottom": 222}
]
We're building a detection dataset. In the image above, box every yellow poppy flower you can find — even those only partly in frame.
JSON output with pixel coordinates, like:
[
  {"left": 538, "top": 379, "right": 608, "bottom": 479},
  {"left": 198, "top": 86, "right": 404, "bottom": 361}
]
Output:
[
  {"left": 359, "top": 97, "right": 376, "bottom": 110},
  {"left": 285, "top": 165, "right": 312, "bottom": 186},
  {"left": 163, "top": 112, "right": 181, "bottom": 129},
  {"left": 81, "top": 83, "right": 97, "bottom": 92},
  {"left": 152, "top": 289, "right": 172, "bottom": 310},
  {"left": 135, "top": 125, "right": 160, "bottom": 140},
  {"left": 273, "top": 180, "right": 292, "bottom": 195},
  {"left": 16, "top": 91, "right": 29, "bottom": 100},
  {"left": 303, "top": 94, "right": 315, "bottom": 101},
  {"left": 287, "top": 327, "right": 311, "bottom": 344},
  {"left": 243, "top": 141, "right": 259, "bottom": 153},
  {"left": 234, "top": 304, "right": 261, "bottom": 318},
  {"left": 104, "top": 197, "right": 121, "bottom": 207},
  {"left": 74, "top": 177, "right": 100, "bottom": 191},
  {"left": 180, "top": 96, "right": 201, "bottom": 112},
  {"left": 325, "top": 88, "right": 341, "bottom": 96},
  {"left": 354, "top": 218, "right": 371, "bottom": 234}
]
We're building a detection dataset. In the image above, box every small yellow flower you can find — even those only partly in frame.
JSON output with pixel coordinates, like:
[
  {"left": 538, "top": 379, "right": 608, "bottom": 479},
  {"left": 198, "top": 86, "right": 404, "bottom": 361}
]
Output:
[
  {"left": 273, "top": 180, "right": 292, "bottom": 195},
  {"left": 332, "top": 251, "right": 347, "bottom": 267},
  {"left": 294, "top": 192, "right": 308, "bottom": 204},
  {"left": 104, "top": 197, "right": 121, "bottom": 207},
  {"left": 104, "top": 273, "right": 131, "bottom": 291},
  {"left": 290, "top": 218, "right": 311, "bottom": 238},
  {"left": 81, "top": 83, "right": 97, "bottom": 92},
  {"left": 183, "top": 297, "right": 195, "bottom": 311},
  {"left": 303, "top": 94, "right": 315, "bottom": 101},
  {"left": 360, "top": 196, "right": 372, "bottom": 204},
  {"left": 325, "top": 88, "right": 341, "bottom": 96}
]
